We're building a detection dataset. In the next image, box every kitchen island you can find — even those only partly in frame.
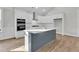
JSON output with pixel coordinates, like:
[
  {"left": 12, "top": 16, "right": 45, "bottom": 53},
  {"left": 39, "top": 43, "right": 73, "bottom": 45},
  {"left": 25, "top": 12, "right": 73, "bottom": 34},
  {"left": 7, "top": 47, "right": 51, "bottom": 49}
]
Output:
[{"left": 25, "top": 28, "right": 56, "bottom": 52}]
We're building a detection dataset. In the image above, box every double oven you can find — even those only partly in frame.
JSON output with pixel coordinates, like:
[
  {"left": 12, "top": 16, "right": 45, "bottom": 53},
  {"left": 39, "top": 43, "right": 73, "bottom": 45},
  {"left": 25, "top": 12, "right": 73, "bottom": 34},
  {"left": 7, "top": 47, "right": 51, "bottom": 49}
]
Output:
[{"left": 17, "top": 18, "right": 26, "bottom": 31}]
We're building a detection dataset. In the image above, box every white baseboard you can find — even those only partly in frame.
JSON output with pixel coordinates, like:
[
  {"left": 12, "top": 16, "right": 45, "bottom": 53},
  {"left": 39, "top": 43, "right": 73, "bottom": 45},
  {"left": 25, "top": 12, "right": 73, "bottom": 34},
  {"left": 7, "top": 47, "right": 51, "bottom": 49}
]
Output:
[
  {"left": 56, "top": 32, "right": 79, "bottom": 37},
  {"left": 56, "top": 32, "right": 63, "bottom": 35},
  {"left": 63, "top": 33, "right": 78, "bottom": 37}
]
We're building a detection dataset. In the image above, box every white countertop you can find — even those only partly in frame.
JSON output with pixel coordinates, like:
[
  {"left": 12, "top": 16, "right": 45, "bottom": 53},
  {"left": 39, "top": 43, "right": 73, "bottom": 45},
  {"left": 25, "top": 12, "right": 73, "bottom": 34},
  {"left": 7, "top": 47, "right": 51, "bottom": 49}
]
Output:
[{"left": 25, "top": 27, "right": 56, "bottom": 33}]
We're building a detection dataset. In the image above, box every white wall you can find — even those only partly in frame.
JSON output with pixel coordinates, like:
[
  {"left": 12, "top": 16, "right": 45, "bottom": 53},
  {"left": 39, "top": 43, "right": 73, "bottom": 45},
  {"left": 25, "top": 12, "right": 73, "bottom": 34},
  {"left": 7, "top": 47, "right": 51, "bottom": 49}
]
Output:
[
  {"left": 76, "top": 9, "right": 79, "bottom": 37},
  {"left": 47, "top": 7, "right": 77, "bottom": 36}
]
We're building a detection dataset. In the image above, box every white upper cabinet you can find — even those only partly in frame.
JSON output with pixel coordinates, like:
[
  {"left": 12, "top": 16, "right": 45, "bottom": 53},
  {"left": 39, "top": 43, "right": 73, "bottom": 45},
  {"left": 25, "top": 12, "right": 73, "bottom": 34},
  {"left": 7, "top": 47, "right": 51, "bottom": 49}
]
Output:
[{"left": 0, "top": 9, "right": 2, "bottom": 31}]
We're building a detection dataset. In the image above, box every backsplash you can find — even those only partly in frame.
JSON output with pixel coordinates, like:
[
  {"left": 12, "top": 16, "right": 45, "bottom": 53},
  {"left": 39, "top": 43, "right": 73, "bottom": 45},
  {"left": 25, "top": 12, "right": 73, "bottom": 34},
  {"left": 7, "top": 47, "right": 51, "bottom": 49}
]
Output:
[{"left": 26, "top": 23, "right": 55, "bottom": 30}]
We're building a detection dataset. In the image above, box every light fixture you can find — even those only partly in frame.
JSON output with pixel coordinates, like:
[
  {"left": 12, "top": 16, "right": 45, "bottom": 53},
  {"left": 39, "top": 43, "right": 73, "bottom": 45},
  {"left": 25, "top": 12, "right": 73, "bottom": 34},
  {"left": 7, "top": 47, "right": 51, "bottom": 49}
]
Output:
[
  {"left": 35, "top": 7, "right": 38, "bottom": 9},
  {"left": 42, "top": 9, "right": 46, "bottom": 12}
]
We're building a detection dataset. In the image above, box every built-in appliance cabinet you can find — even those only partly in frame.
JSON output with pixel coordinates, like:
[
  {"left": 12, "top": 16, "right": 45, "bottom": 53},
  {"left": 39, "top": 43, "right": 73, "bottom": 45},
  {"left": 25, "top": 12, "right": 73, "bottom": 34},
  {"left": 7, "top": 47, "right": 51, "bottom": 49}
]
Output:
[{"left": 15, "top": 9, "right": 27, "bottom": 38}]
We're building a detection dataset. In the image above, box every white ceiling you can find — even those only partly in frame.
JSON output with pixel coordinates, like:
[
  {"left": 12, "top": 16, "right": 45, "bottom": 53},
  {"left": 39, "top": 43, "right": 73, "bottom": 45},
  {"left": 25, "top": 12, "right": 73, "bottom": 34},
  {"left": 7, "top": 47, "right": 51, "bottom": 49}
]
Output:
[{"left": 15, "top": 7, "right": 54, "bottom": 16}]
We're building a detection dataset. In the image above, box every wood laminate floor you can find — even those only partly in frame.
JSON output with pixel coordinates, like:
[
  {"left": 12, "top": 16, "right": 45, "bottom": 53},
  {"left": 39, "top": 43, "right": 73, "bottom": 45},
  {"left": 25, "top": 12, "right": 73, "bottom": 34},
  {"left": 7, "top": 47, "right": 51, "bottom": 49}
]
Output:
[
  {"left": 36, "top": 34, "right": 79, "bottom": 52},
  {"left": 53, "top": 35, "right": 79, "bottom": 52},
  {"left": 0, "top": 37, "right": 25, "bottom": 52},
  {"left": 0, "top": 34, "right": 79, "bottom": 52}
]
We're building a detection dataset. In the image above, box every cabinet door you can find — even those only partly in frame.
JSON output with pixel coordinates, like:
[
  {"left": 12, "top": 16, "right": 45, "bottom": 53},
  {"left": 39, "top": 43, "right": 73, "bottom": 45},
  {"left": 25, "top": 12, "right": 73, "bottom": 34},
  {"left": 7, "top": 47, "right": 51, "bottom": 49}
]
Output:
[
  {"left": 0, "top": 9, "right": 2, "bottom": 31},
  {"left": 30, "top": 30, "right": 56, "bottom": 52}
]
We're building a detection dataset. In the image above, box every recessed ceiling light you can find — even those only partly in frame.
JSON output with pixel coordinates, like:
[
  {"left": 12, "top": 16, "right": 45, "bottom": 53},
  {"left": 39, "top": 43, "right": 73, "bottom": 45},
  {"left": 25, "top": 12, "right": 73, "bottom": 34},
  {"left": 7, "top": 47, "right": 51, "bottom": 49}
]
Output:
[
  {"left": 42, "top": 9, "right": 46, "bottom": 12},
  {"left": 35, "top": 7, "right": 38, "bottom": 9}
]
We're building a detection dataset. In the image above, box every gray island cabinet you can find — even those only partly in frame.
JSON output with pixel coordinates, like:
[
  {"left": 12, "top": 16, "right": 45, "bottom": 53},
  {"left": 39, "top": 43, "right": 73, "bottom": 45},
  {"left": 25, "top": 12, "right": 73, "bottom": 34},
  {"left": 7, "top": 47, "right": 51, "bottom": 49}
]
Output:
[{"left": 25, "top": 29, "right": 56, "bottom": 52}]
